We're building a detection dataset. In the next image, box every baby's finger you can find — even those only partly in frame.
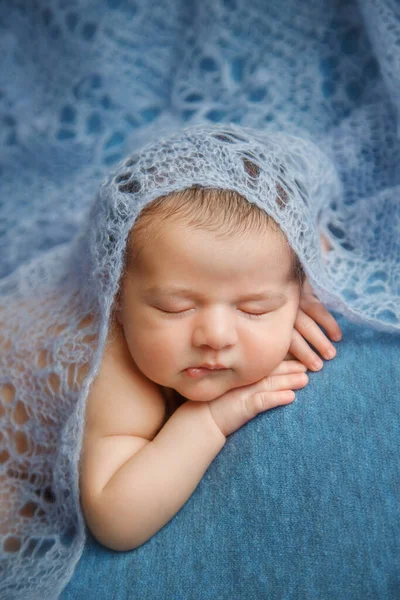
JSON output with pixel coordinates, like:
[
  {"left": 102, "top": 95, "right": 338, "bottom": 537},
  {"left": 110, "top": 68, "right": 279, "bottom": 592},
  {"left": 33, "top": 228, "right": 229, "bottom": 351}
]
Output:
[
  {"left": 288, "top": 329, "right": 324, "bottom": 371},
  {"left": 251, "top": 390, "right": 297, "bottom": 414},
  {"left": 299, "top": 299, "right": 342, "bottom": 342},
  {"left": 294, "top": 309, "right": 338, "bottom": 361},
  {"left": 261, "top": 372, "right": 309, "bottom": 392},
  {"left": 269, "top": 360, "right": 307, "bottom": 376}
]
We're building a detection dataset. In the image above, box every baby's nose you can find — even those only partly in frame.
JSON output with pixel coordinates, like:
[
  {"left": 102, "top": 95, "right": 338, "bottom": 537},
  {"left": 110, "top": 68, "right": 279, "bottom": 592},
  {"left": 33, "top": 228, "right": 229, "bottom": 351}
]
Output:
[{"left": 191, "top": 308, "right": 238, "bottom": 349}]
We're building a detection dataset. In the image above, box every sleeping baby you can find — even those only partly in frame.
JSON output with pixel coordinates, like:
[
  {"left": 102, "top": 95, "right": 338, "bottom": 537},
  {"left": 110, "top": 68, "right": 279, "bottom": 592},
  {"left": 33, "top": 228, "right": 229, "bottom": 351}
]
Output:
[{"left": 79, "top": 184, "right": 341, "bottom": 551}]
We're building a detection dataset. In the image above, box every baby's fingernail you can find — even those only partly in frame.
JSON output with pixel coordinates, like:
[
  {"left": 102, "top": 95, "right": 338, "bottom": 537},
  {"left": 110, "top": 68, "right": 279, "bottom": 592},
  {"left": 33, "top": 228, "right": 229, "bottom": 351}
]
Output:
[
  {"left": 332, "top": 332, "right": 342, "bottom": 341},
  {"left": 312, "top": 358, "right": 323, "bottom": 370},
  {"left": 325, "top": 347, "right": 336, "bottom": 359}
]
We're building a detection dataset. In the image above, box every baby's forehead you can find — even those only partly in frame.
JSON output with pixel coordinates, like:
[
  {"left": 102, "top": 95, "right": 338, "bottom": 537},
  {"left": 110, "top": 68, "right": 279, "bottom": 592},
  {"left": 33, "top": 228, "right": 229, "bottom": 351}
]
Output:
[
  {"left": 128, "top": 216, "right": 295, "bottom": 285},
  {"left": 138, "top": 215, "right": 288, "bottom": 251}
]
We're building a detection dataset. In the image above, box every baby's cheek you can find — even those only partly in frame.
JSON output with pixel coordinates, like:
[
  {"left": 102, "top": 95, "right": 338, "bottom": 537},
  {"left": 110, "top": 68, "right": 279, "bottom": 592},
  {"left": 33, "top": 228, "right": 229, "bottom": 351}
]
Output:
[
  {"left": 249, "top": 327, "right": 292, "bottom": 376},
  {"left": 134, "top": 332, "right": 180, "bottom": 376}
]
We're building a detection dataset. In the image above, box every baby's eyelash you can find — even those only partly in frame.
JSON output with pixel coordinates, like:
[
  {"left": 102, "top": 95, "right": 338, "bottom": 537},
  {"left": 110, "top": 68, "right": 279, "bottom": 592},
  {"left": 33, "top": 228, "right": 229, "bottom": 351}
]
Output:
[
  {"left": 239, "top": 310, "right": 267, "bottom": 319},
  {"left": 156, "top": 307, "right": 269, "bottom": 319},
  {"left": 157, "top": 308, "right": 193, "bottom": 317}
]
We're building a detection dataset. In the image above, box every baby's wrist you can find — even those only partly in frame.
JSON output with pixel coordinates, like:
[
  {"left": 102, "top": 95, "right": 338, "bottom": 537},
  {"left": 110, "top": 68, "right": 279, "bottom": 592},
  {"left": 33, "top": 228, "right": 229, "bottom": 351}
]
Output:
[{"left": 178, "top": 401, "right": 227, "bottom": 446}]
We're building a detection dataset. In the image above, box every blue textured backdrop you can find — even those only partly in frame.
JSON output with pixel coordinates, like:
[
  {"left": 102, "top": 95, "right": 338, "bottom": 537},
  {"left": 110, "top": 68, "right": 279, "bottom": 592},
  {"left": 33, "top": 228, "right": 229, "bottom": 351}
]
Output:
[{"left": 62, "top": 314, "right": 400, "bottom": 599}]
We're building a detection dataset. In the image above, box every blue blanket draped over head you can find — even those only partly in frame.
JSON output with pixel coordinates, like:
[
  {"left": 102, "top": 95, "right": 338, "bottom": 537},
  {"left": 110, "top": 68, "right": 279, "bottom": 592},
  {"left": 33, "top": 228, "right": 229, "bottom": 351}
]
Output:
[
  {"left": 1, "top": 0, "right": 400, "bottom": 328},
  {"left": 0, "top": 0, "right": 400, "bottom": 598}
]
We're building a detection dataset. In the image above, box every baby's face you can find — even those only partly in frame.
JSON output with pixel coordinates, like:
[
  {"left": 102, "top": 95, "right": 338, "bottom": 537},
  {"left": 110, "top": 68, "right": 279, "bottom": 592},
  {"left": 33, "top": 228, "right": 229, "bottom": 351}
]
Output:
[{"left": 116, "top": 219, "right": 301, "bottom": 402}]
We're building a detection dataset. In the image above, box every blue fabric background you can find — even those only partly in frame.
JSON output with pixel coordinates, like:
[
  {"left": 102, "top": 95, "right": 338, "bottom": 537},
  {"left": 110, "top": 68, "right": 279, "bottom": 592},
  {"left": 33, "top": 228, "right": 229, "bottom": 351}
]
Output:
[{"left": 62, "top": 314, "right": 400, "bottom": 599}]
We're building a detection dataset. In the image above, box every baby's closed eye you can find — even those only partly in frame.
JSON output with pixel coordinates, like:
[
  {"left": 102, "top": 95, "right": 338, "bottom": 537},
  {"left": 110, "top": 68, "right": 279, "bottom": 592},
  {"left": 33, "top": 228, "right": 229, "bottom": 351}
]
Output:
[{"left": 152, "top": 305, "right": 275, "bottom": 319}]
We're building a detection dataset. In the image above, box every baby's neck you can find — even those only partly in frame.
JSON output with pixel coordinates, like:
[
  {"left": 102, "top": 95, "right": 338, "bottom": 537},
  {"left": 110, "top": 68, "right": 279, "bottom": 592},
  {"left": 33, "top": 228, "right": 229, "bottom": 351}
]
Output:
[{"left": 161, "top": 386, "right": 186, "bottom": 416}]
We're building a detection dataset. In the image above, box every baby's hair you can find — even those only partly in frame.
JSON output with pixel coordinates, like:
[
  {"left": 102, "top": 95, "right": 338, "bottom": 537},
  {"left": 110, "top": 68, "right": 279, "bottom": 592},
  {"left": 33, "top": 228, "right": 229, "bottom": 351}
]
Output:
[{"left": 125, "top": 186, "right": 305, "bottom": 286}]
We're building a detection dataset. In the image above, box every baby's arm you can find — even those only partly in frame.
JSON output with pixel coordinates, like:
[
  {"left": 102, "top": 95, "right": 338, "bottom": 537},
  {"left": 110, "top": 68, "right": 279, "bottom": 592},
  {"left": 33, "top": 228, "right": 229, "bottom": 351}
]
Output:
[
  {"left": 80, "top": 325, "right": 226, "bottom": 551},
  {"left": 82, "top": 400, "right": 226, "bottom": 551}
]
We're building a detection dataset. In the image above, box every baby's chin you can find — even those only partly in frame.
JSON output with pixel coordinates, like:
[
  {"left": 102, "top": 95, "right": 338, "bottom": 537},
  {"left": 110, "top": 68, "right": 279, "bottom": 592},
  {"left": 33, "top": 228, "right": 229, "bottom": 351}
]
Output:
[
  {"left": 181, "top": 389, "right": 225, "bottom": 403},
  {"left": 174, "top": 377, "right": 252, "bottom": 404}
]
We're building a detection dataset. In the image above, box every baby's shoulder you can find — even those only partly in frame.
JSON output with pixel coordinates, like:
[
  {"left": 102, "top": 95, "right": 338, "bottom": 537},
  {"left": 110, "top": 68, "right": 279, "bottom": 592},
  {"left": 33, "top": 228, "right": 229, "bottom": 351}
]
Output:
[{"left": 84, "top": 319, "right": 168, "bottom": 441}]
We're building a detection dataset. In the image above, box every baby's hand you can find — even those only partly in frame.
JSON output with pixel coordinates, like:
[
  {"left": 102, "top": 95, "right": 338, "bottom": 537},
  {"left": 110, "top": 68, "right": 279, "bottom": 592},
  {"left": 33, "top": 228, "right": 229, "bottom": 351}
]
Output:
[
  {"left": 287, "top": 279, "right": 342, "bottom": 372},
  {"left": 207, "top": 360, "right": 308, "bottom": 438}
]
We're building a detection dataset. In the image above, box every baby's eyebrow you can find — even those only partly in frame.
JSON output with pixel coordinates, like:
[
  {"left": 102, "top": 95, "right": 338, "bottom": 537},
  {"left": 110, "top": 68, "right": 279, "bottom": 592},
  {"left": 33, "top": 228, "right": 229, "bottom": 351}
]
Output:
[
  {"left": 237, "top": 291, "right": 287, "bottom": 301},
  {"left": 144, "top": 285, "right": 287, "bottom": 301},
  {"left": 143, "top": 285, "right": 192, "bottom": 298}
]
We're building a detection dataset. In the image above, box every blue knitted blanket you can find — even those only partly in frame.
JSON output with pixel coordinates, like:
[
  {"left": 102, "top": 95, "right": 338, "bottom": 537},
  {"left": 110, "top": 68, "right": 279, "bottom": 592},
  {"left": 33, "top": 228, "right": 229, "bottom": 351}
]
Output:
[{"left": 0, "top": 1, "right": 399, "bottom": 598}]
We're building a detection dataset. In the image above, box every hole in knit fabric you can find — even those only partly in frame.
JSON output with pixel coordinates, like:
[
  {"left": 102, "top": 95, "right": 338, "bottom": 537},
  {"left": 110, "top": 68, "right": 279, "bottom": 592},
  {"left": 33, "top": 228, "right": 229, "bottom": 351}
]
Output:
[
  {"left": 67, "top": 364, "right": 77, "bottom": 388},
  {"left": 21, "top": 539, "right": 40, "bottom": 558},
  {"left": 41, "top": 8, "right": 53, "bottom": 27},
  {"left": 38, "top": 349, "right": 50, "bottom": 368},
  {"left": 19, "top": 501, "right": 45, "bottom": 519},
  {"left": 214, "top": 134, "right": 236, "bottom": 143},
  {"left": 222, "top": 0, "right": 238, "bottom": 12},
  {"left": 66, "top": 12, "right": 79, "bottom": 32},
  {"left": 60, "top": 523, "right": 78, "bottom": 546},
  {"left": 15, "top": 430, "right": 29, "bottom": 454},
  {"left": 0, "top": 383, "right": 15, "bottom": 404},
  {"left": 4, "top": 536, "right": 21, "bottom": 553},
  {"left": 77, "top": 313, "right": 94, "bottom": 330},
  {"left": 227, "top": 132, "right": 248, "bottom": 142},
  {"left": 87, "top": 113, "right": 102, "bottom": 135},
  {"left": 0, "top": 450, "right": 10, "bottom": 464},
  {"left": 37, "top": 538, "right": 56, "bottom": 557},
  {"left": 41, "top": 486, "right": 56, "bottom": 504},
  {"left": 7, "top": 467, "right": 30, "bottom": 480},
  {"left": 13, "top": 401, "right": 29, "bottom": 425},
  {"left": 48, "top": 373, "right": 61, "bottom": 394},
  {"left": 294, "top": 178, "right": 308, "bottom": 205},
  {"left": 79, "top": 360, "right": 90, "bottom": 380},
  {"left": 125, "top": 157, "right": 138, "bottom": 167},
  {"left": 0, "top": 333, "right": 11, "bottom": 351},
  {"left": 118, "top": 179, "right": 141, "bottom": 194},
  {"left": 115, "top": 172, "right": 131, "bottom": 183},
  {"left": 81, "top": 334, "right": 97, "bottom": 345},
  {"left": 276, "top": 182, "right": 289, "bottom": 209},
  {"left": 242, "top": 157, "right": 260, "bottom": 178},
  {"left": 60, "top": 105, "right": 76, "bottom": 124},
  {"left": 28, "top": 472, "right": 40, "bottom": 487},
  {"left": 82, "top": 22, "right": 97, "bottom": 42},
  {"left": 327, "top": 223, "right": 345, "bottom": 239},
  {"left": 200, "top": 56, "right": 218, "bottom": 72},
  {"left": 367, "top": 270, "right": 387, "bottom": 284},
  {"left": 48, "top": 322, "right": 67, "bottom": 337}
]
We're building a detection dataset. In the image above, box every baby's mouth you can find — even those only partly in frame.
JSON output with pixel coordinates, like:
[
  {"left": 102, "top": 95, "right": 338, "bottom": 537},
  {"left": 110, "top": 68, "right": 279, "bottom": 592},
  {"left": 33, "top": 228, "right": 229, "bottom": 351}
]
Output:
[{"left": 184, "top": 366, "right": 229, "bottom": 379}]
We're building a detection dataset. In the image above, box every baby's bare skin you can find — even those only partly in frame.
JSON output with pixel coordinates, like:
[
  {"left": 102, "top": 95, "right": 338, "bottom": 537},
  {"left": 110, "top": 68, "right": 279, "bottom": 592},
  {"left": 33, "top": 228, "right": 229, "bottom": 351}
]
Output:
[{"left": 79, "top": 224, "right": 340, "bottom": 551}]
